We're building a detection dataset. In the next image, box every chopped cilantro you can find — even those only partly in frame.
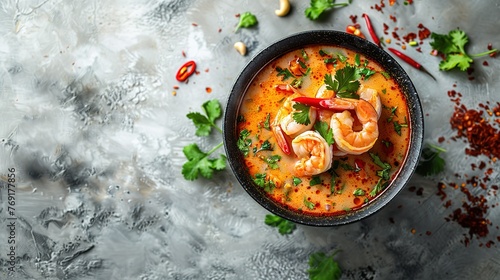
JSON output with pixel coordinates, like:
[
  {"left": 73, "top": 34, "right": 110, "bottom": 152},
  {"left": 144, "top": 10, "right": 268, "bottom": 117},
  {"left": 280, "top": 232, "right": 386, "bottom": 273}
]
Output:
[
  {"left": 253, "top": 173, "right": 277, "bottom": 193},
  {"left": 263, "top": 113, "right": 271, "bottom": 130},
  {"left": 307, "top": 251, "right": 342, "bottom": 280},
  {"left": 292, "top": 103, "right": 312, "bottom": 125},
  {"left": 253, "top": 140, "right": 273, "bottom": 154},
  {"left": 304, "top": 197, "right": 315, "bottom": 210},
  {"left": 265, "top": 214, "right": 297, "bottom": 235},
  {"left": 263, "top": 154, "right": 281, "bottom": 170},
  {"left": 293, "top": 176, "right": 302, "bottom": 186},
  {"left": 353, "top": 188, "right": 366, "bottom": 196},
  {"left": 276, "top": 66, "right": 295, "bottom": 81},
  {"left": 314, "top": 121, "right": 335, "bottom": 146},
  {"left": 305, "top": 0, "right": 350, "bottom": 20},
  {"left": 237, "top": 129, "right": 252, "bottom": 156},
  {"left": 310, "top": 175, "right": 322, "bottom": 186},
  {"left": 416, "top": 143, "right": 446, "bottom": 176},
  {"left": 235, "top": 12, "right": 258, "bottom": 32}
]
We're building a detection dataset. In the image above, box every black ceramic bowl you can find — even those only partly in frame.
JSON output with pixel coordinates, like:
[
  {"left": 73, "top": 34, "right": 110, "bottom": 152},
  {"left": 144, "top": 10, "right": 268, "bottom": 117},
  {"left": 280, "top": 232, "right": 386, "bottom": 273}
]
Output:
[{"left": 224, "top": 30, "right": 423, "bottom": 226}]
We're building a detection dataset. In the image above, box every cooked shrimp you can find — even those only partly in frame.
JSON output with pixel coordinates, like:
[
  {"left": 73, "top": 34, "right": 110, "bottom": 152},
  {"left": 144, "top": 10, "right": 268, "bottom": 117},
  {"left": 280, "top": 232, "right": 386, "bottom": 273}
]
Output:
[
  {"left": 329, "top": 98, "right": 379, "bottom": 155},
  {"left": 292, "top": 131, "right": 332, "bottom": 176},
  {"left": 359, "top": 87, "right": 382, "bottom": 119},
  {"left": 315, "top": 84, "right": 335, "bottom": 123},
  {"left": 272, "top": 93, "right": 317, "bottom": 154}
]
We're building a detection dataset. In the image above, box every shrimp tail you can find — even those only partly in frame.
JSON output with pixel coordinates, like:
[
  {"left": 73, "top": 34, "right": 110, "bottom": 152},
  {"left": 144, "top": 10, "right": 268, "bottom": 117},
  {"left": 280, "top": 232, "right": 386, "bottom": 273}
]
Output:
[
  {"left": 272, "top": 124, "right": 291, "bottom": 155},
  {"left": 292, "top": 97, "right": 356, "bottom": 111}
]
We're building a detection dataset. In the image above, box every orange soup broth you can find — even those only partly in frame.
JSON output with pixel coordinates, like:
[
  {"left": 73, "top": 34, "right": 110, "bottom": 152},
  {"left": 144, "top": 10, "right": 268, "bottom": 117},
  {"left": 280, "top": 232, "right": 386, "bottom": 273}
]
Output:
[{"left": 238, "top": 45, "right": 410, "bottom": 216}]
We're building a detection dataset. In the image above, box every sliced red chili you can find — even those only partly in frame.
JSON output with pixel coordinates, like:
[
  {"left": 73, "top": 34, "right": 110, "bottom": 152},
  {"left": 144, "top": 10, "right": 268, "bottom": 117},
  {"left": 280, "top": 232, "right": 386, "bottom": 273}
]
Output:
[{"left": 175, "top": 60, "right": 197, "bottom": 82}]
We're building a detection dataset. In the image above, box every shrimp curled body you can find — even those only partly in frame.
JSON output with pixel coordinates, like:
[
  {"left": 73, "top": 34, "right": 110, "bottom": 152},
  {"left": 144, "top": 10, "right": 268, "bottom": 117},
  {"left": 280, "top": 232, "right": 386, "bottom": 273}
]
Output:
[
  {"left": 292, "top": 131, "right": 332, "bottom": 176},
  {"left": 329, "top": 98, "right": 379, "bottom": 155}
]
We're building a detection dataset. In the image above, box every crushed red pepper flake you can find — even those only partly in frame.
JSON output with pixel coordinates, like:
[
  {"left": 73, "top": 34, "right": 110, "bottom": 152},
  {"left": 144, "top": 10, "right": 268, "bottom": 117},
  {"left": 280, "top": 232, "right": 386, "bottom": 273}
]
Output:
[{"left": 437, "top": 89, "right": 500, "bottom": 247}]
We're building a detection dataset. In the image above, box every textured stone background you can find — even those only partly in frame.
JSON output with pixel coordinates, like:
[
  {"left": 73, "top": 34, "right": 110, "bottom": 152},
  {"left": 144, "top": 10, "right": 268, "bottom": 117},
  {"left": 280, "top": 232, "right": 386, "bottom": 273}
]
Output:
[{"left": 1, "top": 0, "right": 499, "bottom": 279}]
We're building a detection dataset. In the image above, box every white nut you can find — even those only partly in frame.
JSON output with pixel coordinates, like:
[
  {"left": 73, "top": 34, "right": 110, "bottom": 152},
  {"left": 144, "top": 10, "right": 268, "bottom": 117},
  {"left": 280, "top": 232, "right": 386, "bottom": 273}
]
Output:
[
  {"left": 275, "top": 0, "right": 291, "bottom": 17},
  {"left": 234, "top": 42, "right": 247, "bottom": 56}
]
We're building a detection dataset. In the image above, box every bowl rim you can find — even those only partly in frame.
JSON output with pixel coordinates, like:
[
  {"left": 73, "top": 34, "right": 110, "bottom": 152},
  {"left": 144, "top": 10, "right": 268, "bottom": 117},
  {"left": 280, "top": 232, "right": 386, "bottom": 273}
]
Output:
[{"left": 223, "top": 30, "right": 424, "bottom": 226}]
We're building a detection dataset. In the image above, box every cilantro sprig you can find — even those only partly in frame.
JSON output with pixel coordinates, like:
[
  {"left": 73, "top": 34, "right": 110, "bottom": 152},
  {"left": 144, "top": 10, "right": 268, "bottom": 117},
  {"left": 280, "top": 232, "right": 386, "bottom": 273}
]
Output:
[
  {"left": 265, "top": 214, "right": 296, "bottom": 235},
  {"left": 416, "top": 143, "right": 446, "bottom": 176},
  {"left": 305, "top": 0, "right": 351, "bottom": 20},
  {"left": 182, "top": 100, "right": 226, "bottom": 181},
  {"left": 369, "top": 153, "right": 391, "bottom": 197},
  {"left": 314, "top": 121, "right": 334, "bottom": 146},
  {"left": 235, "top": 12, "right": 258, "bottom": 32},
  {"left": 430, "top": 29, "right": 497, "bottom": 71},
  {"left": 307, "top": 251, "right": 342, "bottom": 280},
  {"left": 292, "top": 103, "right": 312, "bottom": 125},
  {"left": 187, "top": 99, "right": 223, "bottom": 136},
  {"left": 324, "top": 65, "right": 360, "bottom": 99}
]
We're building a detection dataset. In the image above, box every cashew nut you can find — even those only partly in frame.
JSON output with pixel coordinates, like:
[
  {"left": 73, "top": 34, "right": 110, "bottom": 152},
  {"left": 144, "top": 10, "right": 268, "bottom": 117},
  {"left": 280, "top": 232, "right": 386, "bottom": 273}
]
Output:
[
  {"left": 234, "top": 42, "right": 247, "bottom": 56},
  {"left": 275, "top": 0, "right": 290, "bottom": 17}
]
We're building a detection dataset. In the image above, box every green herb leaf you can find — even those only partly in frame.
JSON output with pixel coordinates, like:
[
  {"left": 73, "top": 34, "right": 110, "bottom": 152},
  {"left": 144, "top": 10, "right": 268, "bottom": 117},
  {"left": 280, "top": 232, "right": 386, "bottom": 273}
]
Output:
[
  {"left": 182, "top": 143, "right": 225, "bottom": 180},
  {"left": 263, "top": 154, "right": 282, "bottom": 170},
  {"left": 416, "top": 143, "right": 446, "bottom": 176},
  {"left": 314, "top": 121, "right": 335, "bottom": 146},
  {"left": 254, "top": 140, "right": 273, "bottom": 154},
  {"left": 430, "top": 29, "right": 497, "bottom": 71},
  {"left": 304, "top": 197, "right": 315, "bottom": 210},
  {"left": 253, "top": 173, "right": 277, "bottom": 193},
  {"left": 370, "top": 178, "right": 388, "bottom": 197},
  {"left": 292, "top": 103, "right": 312, "bottom": 125},
  {"left": 325, "top": 66, "right": 360, "bottom": 99},
  {"left": 237, "top": 129, "right": 252, "bottom": 156},
  {"left": 353, "top": 188, "right": 366, "bottom": 196},
  {"left": 263, "top": 113, "right": 271, "bottom": 130},
  {"left": 235, "top": 12, "right": 258, "bottom": 31},
  {"left": 293, "top": 176, "right": 302, "bottom": 186},
  {"left": 276, "top": 66, "right": 295, "bottom": 81},
  {"left": 265, "top": 214, "right": 297, "bottom": 235},
  {"left": 186, "top": 99, "right": 223, "bottom": 136},
  {"left": 307, "top": 251, "right": 342, "bottom": 280},
  {"left": 310, "top": 175, "right": 322, "bottom": 186},
  {"left": 305, "top": 0, "right": 350, "bottom": 20}
]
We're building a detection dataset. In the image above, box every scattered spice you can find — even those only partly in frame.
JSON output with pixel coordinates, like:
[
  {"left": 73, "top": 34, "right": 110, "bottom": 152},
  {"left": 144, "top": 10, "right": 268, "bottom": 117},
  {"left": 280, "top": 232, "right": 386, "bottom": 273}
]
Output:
[
  {"left": 436, "top": 89, "right": 500, "bottom": 247},
  {"left": 206, "top": 87, "right": 212, "bottom": 93}
]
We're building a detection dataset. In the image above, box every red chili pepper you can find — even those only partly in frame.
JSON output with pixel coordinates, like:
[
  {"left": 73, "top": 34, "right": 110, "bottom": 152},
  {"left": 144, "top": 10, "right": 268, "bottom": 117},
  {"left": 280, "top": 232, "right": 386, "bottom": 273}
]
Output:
[
  {"left": 175, "top": 60, "right": 197, "bottom": 82},
  {"left": 387, "top": 48, "right": 436, "bottom": 80},
  {"left": 362, "top": 14, "right": 380, "bottom": 47}
]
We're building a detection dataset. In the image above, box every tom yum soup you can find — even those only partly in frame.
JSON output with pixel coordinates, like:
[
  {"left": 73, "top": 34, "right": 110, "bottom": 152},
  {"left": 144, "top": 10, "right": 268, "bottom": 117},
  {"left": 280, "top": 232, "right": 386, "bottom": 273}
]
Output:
[{"left": 237, "top": 45, "right": 411, "bottom": 216}]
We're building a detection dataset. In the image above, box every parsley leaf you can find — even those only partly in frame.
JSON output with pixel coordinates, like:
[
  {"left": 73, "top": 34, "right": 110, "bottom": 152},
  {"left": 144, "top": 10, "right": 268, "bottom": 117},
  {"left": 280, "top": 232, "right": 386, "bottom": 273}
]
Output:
[
  {"left": 307, "top": 251, "right": 342, "bottom": 280},
  {"left": 265, "top": 214, "right": 296, "bottom": 235},
  {"left": 235, "top": 12, "right": 258, "bottom": 32},
  {"left": 263, "top": 113, "right": 271, "bottom": 130},
  {"left": 182, "top": 143, "right": 226, "bottom": 180},
  {"left": 187, "top": 99, "right": 223, "bottom": 136},
  {"left": 305, "top": 0, "right": 350, "bottom": 20},
  {"left": 292, "top": 103, "right": 312, "bottom": 125},
  {"left": 324, "top": 66, "right": 360, "bottom": 99},
  {"left": 430, "top": 29, "right": 497, "bottom": 71},
  {"left": 314, "top": 121, "right": 335, "bottom": 146},
  {"left": 353, "top": 188, "right": 366, "bottom": 196},
  {"left": 416, "top": 143, "right": 446, "bottom": 176}
]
